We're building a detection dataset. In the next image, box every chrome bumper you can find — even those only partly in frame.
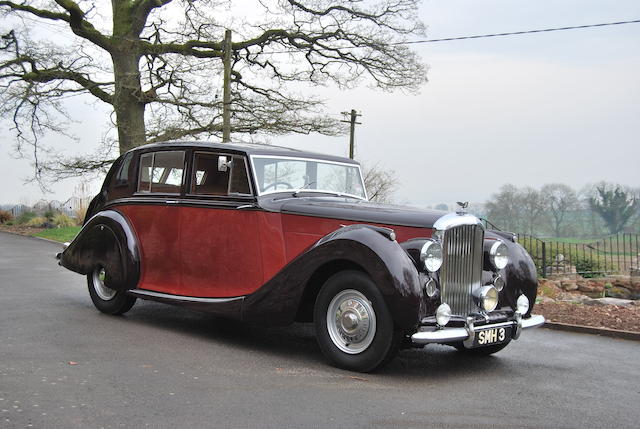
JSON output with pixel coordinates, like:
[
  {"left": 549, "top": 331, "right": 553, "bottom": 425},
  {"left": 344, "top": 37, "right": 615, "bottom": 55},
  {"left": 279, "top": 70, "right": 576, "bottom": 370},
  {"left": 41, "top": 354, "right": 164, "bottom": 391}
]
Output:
[{"left": 411, "top": 313, "right": 545, "bottom": 346}]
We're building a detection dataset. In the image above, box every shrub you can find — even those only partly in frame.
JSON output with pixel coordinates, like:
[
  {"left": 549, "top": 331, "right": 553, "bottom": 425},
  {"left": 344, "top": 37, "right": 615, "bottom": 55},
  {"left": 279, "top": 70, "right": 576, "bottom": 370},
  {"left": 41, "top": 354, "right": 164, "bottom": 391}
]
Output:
[
  {"left": 74, "top": 206, "right": 88, "bottom": 226},
  {"left": 44, "top": 209, "right": 56, "bottom": 221},
  {"left": 16, "top": 211, "right": 36, "bottom": 225},
  {"left": 5, "top": 220, "right": 14, "bottom": 226},
  {"left": 0, "top": 210, "right": 13, "bottom": 223},
  {"left": 53, "top": 213, "right": 75, "bottom": 228},
  {"left": 25, "top": 216, "right": 47, "bottom": 227},
  {"left": 575, "top": 258, "right": 604, "bottom": 278}
]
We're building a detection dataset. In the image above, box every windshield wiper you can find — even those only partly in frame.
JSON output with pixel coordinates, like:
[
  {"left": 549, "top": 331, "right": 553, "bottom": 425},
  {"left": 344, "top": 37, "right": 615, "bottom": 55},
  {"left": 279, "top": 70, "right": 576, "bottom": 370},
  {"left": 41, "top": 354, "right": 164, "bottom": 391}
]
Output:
[{"left": 293, "top": 181, "right": 316, "bottom": 196}]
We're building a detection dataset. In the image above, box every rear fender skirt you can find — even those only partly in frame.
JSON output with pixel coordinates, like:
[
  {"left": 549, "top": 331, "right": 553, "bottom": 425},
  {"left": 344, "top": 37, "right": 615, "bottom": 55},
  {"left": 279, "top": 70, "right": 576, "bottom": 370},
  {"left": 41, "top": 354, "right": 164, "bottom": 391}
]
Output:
[
  {"left": 242, "top": 224, "right": 423, "bottom": 329},
  {"left": 58, "top": 210, "right": 140, "bottom": 291},
  {"left": 485, "top": 231, "right": 538, "bottom": 317}
]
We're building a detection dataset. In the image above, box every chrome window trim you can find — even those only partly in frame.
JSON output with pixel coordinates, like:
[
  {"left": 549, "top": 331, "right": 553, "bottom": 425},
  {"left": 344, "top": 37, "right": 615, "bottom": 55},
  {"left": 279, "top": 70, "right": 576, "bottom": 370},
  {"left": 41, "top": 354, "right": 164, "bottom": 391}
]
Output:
[{"left": 249, "top": 154, "right": 368, "bottom": 200}]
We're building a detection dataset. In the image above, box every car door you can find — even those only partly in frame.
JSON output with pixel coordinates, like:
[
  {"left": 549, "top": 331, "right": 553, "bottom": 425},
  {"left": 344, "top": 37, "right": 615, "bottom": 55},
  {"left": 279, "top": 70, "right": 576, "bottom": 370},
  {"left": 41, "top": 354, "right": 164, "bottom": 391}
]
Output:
[
  {"left": 179, "top": 151, "right": 263, "bottom": 298},
  {"left": 117, "top": 149, "right": 186, "bottom": 295}
]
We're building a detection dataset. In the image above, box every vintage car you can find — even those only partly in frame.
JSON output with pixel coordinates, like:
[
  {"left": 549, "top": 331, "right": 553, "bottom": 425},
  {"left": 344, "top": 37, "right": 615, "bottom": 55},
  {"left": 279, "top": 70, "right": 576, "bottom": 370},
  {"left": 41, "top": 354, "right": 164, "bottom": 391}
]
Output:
[{"left": 57, "top": 141, "right": 544, "bottom": 372}]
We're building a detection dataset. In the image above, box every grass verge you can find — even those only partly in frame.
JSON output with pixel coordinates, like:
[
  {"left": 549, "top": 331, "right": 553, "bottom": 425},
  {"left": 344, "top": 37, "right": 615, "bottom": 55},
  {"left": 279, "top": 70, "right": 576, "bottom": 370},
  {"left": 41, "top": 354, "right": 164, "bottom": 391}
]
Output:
[{"left": 34, "top": 226, "right": 81, "bottom": 242}]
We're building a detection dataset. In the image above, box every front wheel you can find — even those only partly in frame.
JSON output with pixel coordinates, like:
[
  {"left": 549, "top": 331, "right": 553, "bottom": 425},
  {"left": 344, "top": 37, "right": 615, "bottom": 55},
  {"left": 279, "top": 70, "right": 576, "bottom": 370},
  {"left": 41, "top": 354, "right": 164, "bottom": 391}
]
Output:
[
  {"left": 313, "top": 270, "right": 402, "bottom": 372},
  {"left": 87, "top": 267, "right": 136, "bottom": 315}
]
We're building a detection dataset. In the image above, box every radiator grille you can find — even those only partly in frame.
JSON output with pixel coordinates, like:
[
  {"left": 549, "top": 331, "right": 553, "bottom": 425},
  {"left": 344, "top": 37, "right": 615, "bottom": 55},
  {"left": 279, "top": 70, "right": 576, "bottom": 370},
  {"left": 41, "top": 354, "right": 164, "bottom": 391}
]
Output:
[{"left": 440, "top": 224, "right": 484, "bottom": 316}]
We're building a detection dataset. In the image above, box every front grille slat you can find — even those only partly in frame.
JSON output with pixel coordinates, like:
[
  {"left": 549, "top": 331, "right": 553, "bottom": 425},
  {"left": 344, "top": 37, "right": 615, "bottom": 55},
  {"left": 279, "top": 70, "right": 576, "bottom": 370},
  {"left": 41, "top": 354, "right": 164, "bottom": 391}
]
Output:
[{"left": 440, "top": 224, "right": 484, "bottom": 316}]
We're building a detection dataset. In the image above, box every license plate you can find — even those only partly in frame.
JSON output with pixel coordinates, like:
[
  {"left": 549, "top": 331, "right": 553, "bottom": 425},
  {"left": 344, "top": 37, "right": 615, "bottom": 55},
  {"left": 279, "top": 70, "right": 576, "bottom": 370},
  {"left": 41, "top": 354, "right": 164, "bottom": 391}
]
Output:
[{"left": 474, "top": 326, "right": 510, "bottom": 347}]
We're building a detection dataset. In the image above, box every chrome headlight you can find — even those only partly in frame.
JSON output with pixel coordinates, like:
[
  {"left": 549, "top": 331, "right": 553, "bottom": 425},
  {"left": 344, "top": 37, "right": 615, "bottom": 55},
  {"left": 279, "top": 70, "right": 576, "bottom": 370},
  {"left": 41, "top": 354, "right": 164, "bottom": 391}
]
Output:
[
  {"left": 478, "top": 286, "right": 499, "bottom": 312},
  {"left": 420, "top": 240, "right": 443, "bottom": 272},
  {"left": 489, "top": 240, "right": 509, "bottom": 270}
]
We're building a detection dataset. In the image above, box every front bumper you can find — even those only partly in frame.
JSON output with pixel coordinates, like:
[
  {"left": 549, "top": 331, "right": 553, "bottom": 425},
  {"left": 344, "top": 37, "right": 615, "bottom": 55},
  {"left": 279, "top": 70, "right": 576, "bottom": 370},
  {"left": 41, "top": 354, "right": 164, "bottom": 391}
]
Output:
[{"left": 411, "top": 313, "right": 545, "bottom": 347}]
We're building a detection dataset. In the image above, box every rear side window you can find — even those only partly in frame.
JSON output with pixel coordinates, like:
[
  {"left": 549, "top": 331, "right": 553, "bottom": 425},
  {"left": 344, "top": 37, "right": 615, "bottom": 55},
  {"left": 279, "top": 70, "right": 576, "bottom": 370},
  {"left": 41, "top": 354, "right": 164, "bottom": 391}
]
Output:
[
  {"left": 137, "top": 151, "right": 185, "bottom": 194},
  {"left": 191, "top": 152, "right": 251, "bottom": 196}
]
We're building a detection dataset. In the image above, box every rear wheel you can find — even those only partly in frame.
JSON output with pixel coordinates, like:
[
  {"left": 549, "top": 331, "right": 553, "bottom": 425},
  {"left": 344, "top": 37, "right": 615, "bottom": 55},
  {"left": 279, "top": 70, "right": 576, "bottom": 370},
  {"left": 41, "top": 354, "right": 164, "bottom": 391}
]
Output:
[
  {"left": 87, "top": 267, "right": 136, "bottom": 315},
  {"left": 314, "top": 270, "right": 402, "bottom": 372}
]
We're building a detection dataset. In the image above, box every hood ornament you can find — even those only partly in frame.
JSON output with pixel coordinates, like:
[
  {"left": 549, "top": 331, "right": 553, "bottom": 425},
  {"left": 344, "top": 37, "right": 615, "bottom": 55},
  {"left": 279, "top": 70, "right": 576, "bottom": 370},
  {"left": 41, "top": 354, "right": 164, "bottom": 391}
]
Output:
[{"left": 456, "top": 201, "right": 468, "bottom": 214}]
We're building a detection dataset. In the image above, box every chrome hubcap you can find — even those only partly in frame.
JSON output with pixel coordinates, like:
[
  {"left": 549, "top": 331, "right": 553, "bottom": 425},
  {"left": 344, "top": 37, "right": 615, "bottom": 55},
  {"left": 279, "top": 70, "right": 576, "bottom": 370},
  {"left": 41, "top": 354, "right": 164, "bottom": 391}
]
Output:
[
  {"left": 326, "top": 289, "right": 376, "bottom": 354},
  {"left": 93, "top": 268, "right": 117, "bottom": 301}
]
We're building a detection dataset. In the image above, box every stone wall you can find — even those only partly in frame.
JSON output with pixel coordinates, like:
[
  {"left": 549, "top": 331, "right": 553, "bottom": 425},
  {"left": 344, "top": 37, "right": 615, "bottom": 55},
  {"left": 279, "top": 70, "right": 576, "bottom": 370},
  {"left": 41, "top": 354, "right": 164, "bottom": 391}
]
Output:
[{"left": 539, "top": 276, "right": 640, "bottom": 300}]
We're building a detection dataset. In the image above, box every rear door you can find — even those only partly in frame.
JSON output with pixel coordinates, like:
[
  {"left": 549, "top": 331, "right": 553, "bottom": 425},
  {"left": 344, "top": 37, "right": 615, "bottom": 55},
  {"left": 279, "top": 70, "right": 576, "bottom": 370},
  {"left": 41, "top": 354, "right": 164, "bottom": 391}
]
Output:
[{"left": 118, "top": 149, "right": 186, "bottom": 295}]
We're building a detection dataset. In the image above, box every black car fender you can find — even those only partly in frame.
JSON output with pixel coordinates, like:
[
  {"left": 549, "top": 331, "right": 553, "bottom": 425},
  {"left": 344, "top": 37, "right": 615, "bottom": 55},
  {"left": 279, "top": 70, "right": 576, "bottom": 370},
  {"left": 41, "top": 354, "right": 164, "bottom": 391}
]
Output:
[
  {"left": 58, "top": 210, "right": 140, "bottom": 291},
  {"left": 242, "top": 224, "right": 423, "bottom": 329},
  {"left": 485, "top": 231, "right": 538, "bottom": 317}
]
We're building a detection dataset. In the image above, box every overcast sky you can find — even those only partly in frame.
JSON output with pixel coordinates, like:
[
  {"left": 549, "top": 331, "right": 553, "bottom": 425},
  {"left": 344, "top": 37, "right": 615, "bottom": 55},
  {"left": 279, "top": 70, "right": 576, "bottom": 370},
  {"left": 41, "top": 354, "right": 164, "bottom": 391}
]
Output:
[{"left": 1, "top": 0, "right": 638, "bottom": 207}]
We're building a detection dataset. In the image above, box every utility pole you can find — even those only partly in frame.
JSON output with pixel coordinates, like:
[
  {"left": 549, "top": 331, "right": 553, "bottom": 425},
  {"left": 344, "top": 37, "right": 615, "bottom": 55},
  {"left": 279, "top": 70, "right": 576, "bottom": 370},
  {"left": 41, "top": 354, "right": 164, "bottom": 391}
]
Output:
[
  {"left": 222, "top": 29, "right": 232, "bottom": 143},
  {"left": 340, "top": 109, "right": 362, "bottom": 159}
]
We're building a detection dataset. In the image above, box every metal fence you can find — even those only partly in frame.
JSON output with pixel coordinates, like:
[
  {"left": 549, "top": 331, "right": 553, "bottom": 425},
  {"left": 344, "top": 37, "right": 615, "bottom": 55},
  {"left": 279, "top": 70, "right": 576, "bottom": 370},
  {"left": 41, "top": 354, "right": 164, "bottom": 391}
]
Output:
[{"left": 518, "top": 233, "right": 640, "bottom": 278}]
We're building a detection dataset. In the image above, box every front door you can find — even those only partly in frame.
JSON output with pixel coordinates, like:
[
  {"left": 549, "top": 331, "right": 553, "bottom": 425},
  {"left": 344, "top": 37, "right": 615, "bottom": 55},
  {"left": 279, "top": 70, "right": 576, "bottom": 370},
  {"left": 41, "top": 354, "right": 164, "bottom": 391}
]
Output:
[{"left": 179, "top": 152, "right": 263, "bottom": 298}]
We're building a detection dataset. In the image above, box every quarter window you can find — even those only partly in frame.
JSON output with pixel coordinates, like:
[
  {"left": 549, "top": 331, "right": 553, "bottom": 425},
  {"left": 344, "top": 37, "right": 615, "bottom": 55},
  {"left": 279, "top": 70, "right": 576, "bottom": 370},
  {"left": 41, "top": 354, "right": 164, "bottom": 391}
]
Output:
[{"left": 137, "top": 151, "right": 185, "bottom": 194}]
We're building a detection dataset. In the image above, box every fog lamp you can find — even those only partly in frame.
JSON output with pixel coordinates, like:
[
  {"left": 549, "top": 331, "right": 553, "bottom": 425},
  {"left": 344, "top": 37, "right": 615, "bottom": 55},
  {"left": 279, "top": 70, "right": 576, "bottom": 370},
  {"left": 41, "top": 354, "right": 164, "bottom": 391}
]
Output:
[
  {"left": 478, "top": 286, "right": 499, "bottom": 312},
  {"left": 517, "top": 294, "right": 530, "bottom": 314},
  {"left": 436, "top": 303, "right": 451, "bottom": 326}
]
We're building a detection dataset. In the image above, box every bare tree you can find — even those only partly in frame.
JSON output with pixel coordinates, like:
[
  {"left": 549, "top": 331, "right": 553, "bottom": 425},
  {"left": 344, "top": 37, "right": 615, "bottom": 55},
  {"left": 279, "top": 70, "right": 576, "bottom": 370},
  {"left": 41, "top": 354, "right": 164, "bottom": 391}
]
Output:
[
  {"left": 485, "top": 184, "right": 523, "bottom": 232},
  {"left": 541, "top": 183, "right": 579, "bottom": 237},
  {"left": 0, "top": 1, "right": 427, "bottom": 183},
  {"left": 362, "top": 163, "right": 398, "bottom": 203}
]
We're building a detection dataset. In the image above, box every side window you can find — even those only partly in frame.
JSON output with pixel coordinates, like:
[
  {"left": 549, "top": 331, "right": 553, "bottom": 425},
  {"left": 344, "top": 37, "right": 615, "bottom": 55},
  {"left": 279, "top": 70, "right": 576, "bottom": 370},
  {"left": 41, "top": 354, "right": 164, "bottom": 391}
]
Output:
[
  {"left": 114, "top": 152, "right": 133, "bottom": 187},
  {"left": 137, "top": 151, "right": 185, "bottom": 194},
  {"left": 191, "top": 153, "right": 251, "bottom": 196}
]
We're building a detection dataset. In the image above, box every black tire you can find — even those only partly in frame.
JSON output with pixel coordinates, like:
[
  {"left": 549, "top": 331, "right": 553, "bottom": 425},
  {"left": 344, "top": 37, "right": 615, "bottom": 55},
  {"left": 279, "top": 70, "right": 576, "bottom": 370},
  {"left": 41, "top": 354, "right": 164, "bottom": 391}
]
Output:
[
  {"left": 87, "top": 267, "right": 136, "bottom": 315},
  {"left": 453, "top": 340, "right": 511, "bottom": 356},
  {"left": 313, "top": 270, "right": 402, "bottom": 372}
]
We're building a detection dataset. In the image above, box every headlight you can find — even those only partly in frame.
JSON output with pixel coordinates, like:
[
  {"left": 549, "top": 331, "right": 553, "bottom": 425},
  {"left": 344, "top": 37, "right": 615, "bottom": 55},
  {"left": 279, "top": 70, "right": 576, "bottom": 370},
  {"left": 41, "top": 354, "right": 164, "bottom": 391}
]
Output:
[
  {"left": 436, "top": 303, "right": 451, "bottom": 326},
  {"left": 420, "top": 240, "right": 443, "bottom": 272},
  {"left": 424, "top": 278, "right": 438, "bottom": 297},
  {"left": 478, "top": 286, "right": 499, "bottom": 312},
  {"left": 516, "top": 294, "right": 530, "bottom": 314},
  {"left": 489, "top": 240, "right": 509, "bottom": 270},
  {"left": 493, "top": 275, "right": 505, "bottom": 292}
]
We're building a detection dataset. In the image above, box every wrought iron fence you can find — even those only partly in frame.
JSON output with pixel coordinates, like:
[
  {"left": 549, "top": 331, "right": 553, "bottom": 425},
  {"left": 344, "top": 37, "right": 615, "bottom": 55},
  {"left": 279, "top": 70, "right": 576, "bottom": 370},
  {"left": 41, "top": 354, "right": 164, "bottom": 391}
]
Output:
[{"left": 517, "top": 233, "right": 640, "bottom": 278}]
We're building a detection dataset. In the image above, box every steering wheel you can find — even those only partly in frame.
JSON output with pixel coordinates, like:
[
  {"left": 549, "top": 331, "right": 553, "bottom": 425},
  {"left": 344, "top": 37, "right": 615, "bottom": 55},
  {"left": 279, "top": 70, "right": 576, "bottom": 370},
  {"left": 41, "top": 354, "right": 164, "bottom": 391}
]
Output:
[{"left": 263, "top": 181, "right": 294, "bottom": 191}]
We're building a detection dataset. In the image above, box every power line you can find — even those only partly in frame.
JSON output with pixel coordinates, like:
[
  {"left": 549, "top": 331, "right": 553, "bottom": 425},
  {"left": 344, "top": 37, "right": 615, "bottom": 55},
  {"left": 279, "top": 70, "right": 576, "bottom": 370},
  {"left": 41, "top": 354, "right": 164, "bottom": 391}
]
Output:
[{"left": 401, "top": 19, "right": 640, "bottom": 44}]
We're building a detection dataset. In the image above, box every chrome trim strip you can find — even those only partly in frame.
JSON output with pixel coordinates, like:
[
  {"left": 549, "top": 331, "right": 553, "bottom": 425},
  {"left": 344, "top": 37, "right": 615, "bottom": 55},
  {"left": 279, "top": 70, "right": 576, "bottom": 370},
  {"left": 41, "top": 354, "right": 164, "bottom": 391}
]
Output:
[
  {"left": 410, "top": 314, "right": 545, "bottom": 345},
  {"left": 129, "top": 289, "right": 245, "bottom": 304}
]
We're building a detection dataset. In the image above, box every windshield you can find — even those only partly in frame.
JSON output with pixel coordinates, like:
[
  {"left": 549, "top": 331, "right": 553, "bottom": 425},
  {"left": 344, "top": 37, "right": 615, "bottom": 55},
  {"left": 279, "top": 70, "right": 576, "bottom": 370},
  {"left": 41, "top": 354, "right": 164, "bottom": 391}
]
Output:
[{"left": 251, "top": 156, "right": 367, "bottom": 199}]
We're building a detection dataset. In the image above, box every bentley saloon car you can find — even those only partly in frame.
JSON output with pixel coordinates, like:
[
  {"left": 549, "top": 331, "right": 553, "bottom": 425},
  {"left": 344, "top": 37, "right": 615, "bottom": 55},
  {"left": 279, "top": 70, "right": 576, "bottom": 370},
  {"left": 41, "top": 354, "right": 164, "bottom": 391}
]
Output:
[{"left": 57, "top": 141, "right": 544, "bottom": 372}]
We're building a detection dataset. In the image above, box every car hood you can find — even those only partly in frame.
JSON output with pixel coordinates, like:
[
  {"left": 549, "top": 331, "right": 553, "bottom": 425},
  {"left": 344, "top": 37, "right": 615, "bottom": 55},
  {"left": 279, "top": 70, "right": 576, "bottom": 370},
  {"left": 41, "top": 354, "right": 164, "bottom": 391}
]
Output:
[{"left": 259, "top": 196, "right": 447, "bottom": 229}]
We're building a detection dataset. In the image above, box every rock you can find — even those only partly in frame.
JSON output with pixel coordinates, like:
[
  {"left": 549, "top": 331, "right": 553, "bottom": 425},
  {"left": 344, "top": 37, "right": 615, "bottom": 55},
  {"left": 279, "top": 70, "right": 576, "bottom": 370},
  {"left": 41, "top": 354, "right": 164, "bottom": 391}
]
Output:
[
  {"left": 605, "top": 286, "right": 632, "bottom": 299},
  {"left": 584, "top": 297, "right": 633, "bottom": 307},
  {"left": 632, "top": 300, "right": 640, "bottom": 306},
  {"left": 561, "top": 281, "right": 578, "bottom": 291},
  {"left": 578, "top": 281, "right": 604, "bottom": 297},
  {"left": 536, "top": 296, "right": 555, "bottom": 304}
]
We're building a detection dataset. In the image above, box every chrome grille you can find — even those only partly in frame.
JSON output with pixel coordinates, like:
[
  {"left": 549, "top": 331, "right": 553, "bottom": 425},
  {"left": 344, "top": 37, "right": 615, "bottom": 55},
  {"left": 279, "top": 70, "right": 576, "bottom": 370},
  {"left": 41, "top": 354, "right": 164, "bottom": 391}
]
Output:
[{"left": 440, "top": 224, "right": 484, "bottom": 315}]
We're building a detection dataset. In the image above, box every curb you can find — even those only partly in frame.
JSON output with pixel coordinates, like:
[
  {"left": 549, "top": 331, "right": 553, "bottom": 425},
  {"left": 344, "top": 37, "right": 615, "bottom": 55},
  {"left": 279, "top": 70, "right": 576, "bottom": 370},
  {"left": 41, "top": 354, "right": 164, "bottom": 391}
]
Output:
[{"left": 543, "top": 321, "right": 640, "bottom": 341}]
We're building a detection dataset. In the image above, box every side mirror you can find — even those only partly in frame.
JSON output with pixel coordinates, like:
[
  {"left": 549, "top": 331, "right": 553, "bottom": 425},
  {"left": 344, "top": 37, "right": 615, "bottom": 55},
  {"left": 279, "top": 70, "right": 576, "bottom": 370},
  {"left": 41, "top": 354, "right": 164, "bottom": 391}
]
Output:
[{"left": 218, "top": 156, "right": 229, "bottom": 172}]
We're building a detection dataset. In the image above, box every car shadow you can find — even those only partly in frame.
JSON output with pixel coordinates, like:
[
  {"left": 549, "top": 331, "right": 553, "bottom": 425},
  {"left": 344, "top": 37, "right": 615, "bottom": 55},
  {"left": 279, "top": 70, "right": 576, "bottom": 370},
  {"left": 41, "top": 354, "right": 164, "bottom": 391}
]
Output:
[{"left": 118, "top": 299, "right": 529, "bottom": 379}]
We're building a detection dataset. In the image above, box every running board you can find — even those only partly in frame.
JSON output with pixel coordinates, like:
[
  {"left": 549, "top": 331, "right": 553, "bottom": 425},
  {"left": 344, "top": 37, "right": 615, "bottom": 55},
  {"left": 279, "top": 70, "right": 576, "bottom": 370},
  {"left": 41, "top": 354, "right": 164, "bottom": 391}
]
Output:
[{"left": 128, "top": 289, "right": 244, "bottom": 319}]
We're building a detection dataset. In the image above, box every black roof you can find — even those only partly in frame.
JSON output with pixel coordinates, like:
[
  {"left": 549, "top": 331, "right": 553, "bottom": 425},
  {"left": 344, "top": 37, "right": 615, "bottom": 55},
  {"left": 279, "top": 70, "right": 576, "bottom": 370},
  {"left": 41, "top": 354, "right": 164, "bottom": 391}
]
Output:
[{"left": 130, "top": 140, "right": 360, "bottom": 165}]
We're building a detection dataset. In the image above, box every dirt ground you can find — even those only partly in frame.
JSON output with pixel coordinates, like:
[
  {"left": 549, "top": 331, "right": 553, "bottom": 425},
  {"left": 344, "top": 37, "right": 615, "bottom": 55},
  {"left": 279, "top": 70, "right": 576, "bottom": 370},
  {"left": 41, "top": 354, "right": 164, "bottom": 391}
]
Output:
[
  {"left": 0, "top": 225, "right": 45, "bottom": 235},
  {"left": 535, "top": 301, "right": 640, "bottom": 333}
]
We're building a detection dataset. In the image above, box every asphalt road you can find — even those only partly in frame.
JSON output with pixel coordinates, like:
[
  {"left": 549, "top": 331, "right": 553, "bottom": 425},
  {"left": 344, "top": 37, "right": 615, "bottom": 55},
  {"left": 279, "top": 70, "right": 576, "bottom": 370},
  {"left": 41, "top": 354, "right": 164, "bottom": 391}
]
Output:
[{"left": 1, "top": 232, "right": 639, "bottom": 429}]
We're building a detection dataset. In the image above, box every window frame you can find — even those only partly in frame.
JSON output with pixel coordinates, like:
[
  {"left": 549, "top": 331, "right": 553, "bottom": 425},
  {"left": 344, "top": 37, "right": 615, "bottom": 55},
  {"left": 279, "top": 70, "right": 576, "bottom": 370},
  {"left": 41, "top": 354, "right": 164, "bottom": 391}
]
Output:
[
  {"left": 134, "top": 149, "right": 187, "bottom": 196},
  {"left": 185, "top": 151, "right": 255, "bottom": 200},
  {"left": 249, "top": 155, "right": 368, "bottom": 200}
]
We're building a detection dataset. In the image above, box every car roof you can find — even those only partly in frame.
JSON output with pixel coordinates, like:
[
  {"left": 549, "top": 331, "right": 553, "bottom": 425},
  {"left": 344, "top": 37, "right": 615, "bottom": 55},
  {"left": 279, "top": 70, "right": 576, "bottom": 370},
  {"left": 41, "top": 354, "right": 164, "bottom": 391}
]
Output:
[{"left": 130, "top": 140, "right": 360, "bottom": 165}]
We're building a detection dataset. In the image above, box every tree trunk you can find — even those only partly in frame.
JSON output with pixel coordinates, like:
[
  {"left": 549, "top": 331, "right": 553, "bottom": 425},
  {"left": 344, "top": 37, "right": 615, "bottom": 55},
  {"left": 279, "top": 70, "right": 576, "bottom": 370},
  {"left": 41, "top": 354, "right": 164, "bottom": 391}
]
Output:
[
  {"left": 112, "top": 51, "right": 146, "bottom": 154},
  {"left": 111, "top": 0, "right": 146, "bottom": 154}
]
